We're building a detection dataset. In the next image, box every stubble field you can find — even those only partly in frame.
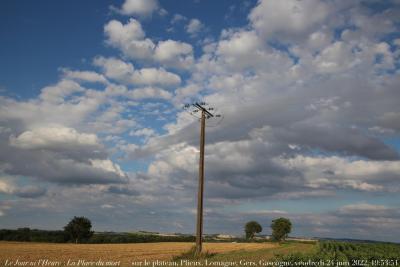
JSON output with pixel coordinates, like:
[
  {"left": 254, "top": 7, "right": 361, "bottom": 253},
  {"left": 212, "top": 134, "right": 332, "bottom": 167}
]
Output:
[{"left": 0, "top": 241, "right": 279, "bottom": 266}]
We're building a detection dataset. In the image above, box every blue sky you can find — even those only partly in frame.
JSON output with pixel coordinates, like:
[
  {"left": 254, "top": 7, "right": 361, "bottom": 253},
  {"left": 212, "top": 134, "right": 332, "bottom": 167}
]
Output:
[
  {"left": 0, "top": 0, "right": 254, "bottom": 98},
  {"left": 1, "top": 0, "right": 400, "bottom": 243}
]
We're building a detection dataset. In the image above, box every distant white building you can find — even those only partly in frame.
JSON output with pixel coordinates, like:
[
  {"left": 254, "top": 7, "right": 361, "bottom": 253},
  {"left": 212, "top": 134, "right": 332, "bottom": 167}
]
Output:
[
  {"left": 254, "top": 235, "right": 271, "bottom": 240},
  {"left": 216, "top": 234, "right": 236, "bottom": 239},
  {"left": 286, "top": 237, "right": 317, "bottom": 242}
]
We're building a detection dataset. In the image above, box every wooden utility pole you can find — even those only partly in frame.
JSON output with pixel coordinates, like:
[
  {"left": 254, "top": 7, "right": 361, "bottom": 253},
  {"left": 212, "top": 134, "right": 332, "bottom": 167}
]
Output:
[
  {"left": 196, "top": 109, "right": 206, "bottom": 255},
  {"left": 183, "top": 102, "right": 221, "bottom": 256}
]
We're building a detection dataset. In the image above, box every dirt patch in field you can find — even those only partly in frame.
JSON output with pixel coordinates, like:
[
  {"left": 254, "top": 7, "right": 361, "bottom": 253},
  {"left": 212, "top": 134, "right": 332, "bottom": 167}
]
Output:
[{"left": 0, "top": 242, "right": 277, "bottom": 266}]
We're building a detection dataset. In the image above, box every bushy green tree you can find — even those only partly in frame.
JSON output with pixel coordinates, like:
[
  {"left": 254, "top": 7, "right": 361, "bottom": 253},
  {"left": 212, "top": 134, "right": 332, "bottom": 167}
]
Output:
[
  {"left": 64, "top": 216, "right": 93, "bottom": 243},
  {"left": 245, "top": 221, "right": 262, "bottom": 239},
  {"left": 271, "top": 217, "right": 292, "bottom": 241}
]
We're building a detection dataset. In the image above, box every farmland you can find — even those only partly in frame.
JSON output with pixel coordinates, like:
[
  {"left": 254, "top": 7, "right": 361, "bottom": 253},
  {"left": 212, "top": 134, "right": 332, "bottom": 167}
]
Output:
[
  {"left": 277, "top": 241, "right": 400, "bottom": 266},
  {"left": 0, "top": 241, "right": 279, "bottom": 266},
  {"left": 1, "top": 241, "right": 399, "bottom": 267}
]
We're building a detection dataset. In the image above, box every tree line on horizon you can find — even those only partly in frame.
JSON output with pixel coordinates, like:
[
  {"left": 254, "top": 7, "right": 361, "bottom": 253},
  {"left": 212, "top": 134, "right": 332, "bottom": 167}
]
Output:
[
  {"left": 0, "top": 216, "right": 195, "bottom": 243},
  {"left": 0, "top": 216, "right": 292, "bottom": 243}
]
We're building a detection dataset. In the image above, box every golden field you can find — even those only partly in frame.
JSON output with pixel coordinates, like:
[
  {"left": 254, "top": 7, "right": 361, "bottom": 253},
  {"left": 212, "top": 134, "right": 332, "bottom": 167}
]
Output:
[{"left": 0, "top": 241, "right": 278, "bottom": 266}]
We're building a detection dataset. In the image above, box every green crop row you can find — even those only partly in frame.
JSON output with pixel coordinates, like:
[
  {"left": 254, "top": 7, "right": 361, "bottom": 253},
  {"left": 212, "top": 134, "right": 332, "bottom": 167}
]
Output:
[{"left": 276, "top": 241, "right": 400, "bottom": 266}]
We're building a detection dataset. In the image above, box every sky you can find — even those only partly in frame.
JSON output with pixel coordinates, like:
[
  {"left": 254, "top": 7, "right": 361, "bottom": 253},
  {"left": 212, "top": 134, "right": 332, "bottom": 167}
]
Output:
[{"left": 0, "top": 0, "right": 400, "bottom": 243}]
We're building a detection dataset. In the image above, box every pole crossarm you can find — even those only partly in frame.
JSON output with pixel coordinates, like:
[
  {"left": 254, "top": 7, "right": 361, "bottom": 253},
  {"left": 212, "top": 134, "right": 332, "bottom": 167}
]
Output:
[{"left": 193, "top": 103, "right": 214, "bottom": 118}]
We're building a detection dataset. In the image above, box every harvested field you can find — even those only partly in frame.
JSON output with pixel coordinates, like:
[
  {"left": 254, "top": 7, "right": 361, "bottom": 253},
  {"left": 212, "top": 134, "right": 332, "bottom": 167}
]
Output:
[{"left": 0, "top": 241, "right": 278, "bottom": 266}]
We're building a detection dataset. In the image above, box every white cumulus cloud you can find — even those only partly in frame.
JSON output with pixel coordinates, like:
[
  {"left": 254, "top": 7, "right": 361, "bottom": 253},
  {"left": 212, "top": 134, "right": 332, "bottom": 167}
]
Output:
[
  {"left": 129, "top": 87, "right": 173, "bottom": 100},
  {"left": 249, "top": 0, "right": 330, "bottom": 40},
  {"left": 61, "top": 69, "right": 108, "bottom": 84},
  {"left": 131, "top": 68, "right": 181, "bottom": 86},
  {"left": 185, "top": 18, "right": 204, "bottom": 36},
  {"left": 118, "top": 0, "right": 159, "bottom": 17},
  {"left": 104, "top": 19, "right": 194, "bottom": 69},
  {"left": 10, "top": 126, "right": 100, "bottom": 150},
  {"left": 94, "top": 56, "right": 181, "bottom": 86}
]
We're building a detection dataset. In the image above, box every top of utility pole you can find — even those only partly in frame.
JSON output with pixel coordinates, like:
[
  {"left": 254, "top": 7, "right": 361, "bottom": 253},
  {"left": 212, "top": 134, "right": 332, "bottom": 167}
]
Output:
[{"left": 183, "top": 102, "right": 223, "bottom": 124}]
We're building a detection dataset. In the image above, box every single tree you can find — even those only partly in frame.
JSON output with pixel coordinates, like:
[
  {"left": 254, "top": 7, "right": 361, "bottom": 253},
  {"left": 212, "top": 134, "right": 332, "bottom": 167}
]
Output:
[
  {"left": 245, "top": 221, "right": 262, "bottom": 239},
  {"left": 271, "top": 217, "right": 292, "bottom": 241},
  {"left": 64, "top": 216, "right": 93, "bottom": 243}
]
